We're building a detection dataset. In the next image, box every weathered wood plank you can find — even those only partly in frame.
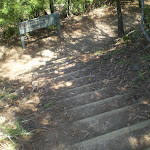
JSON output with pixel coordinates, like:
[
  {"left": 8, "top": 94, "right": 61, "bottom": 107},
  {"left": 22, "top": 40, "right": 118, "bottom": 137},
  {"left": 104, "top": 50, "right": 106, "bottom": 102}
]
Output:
[{"left": 18, "top": 12, "right": 60, "bottom": 49}]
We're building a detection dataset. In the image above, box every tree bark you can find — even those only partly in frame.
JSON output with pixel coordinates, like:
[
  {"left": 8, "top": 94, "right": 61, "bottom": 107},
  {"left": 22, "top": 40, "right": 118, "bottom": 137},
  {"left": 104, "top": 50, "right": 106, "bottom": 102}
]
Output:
[
  {"left": 139, "top": 0, "right": 141, "bottom": 8},
  {"left": 116, "top": 0, "right": 124, "bottom": 37},
  {"left": 67, "top": 0, "right": 70, "bottom": 16},
  {"left": 49, "top": 0, "right": 54, "bottom": 13}
]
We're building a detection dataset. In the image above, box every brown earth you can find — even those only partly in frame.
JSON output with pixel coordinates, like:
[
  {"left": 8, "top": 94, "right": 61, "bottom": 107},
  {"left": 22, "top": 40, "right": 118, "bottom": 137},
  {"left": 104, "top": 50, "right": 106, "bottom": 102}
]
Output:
[{"left": 0, "top": 2, "right": 150, "bottom": 150}]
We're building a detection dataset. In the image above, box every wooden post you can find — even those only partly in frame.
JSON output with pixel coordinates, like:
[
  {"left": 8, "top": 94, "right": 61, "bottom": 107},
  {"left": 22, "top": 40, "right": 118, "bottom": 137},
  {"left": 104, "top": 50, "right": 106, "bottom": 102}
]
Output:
[
  {"left": 20, "top": 34, "right": 25, "bottom": 49},
  {"left": 56, "top": 23, "right": 60, "bottom": 36}
]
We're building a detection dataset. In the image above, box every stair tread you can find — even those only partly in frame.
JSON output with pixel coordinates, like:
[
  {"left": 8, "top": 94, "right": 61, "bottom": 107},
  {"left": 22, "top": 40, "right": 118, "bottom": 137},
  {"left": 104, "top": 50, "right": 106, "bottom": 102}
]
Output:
[
  {"left": 65, "top": 93, "right": 135, "bottom": 120},
  {"left": 73, "top": 102, "right": 149, "bottom": 138},
  {"left": 73, "top": 119, "right": 150, "bottom": 150},
  {"left": 56, "top": 86, "right": 120, "bottom": 109}
]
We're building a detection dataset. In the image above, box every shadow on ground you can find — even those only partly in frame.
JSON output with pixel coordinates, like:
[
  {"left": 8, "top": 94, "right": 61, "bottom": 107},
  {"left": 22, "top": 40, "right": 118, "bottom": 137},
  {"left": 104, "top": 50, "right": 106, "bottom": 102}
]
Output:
[{"left": 1, "top": 2, "right": 149, "bottom": 150}]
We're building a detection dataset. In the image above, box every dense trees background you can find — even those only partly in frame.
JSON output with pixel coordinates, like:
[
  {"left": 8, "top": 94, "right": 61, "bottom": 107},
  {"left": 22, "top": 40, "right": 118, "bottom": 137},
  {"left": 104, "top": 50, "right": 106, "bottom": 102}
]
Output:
[{"left": 0, "top": 0, "right": 149, "bottom": 39}]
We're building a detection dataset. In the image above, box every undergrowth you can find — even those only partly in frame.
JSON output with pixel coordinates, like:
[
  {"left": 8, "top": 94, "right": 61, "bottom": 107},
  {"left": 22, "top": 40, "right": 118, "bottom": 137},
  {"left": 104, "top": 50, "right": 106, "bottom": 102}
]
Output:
[
  {"left": 0, "top": 120, "right": 31, "bottom": 150},
  {"left": 102, "top": 31, "right": 150, "bottom": 96}
]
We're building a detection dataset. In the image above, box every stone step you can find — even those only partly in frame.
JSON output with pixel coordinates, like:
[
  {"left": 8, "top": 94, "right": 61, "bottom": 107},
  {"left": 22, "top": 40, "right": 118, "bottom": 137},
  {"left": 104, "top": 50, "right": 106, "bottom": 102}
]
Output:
[
  {"left": 74, "top": 102, "right": 149, "bottom": 138},
  {"left": 39, "top": 59, "right": 97, "bottom": 75},
  {"left": 144, "top": 148, "right": 150, "bottom": 150},
  {"left": 50, "top": 74, "right": 105, "bottom": 91},
  {"left": 38, "top": 61, "right": 78, "bottom": 74},
  {"left": 56, "top": 86, "right": 120, "bottom": 109},
  {"left": 36, "top": 66, "right": 97, "bottom": 80},
  {"left": 72, "top": 119, "right": 150, "bottom": 150},
  {"left": 58, "top": 80, "right": 105, "bottom": 99},
  {"left": 33, "top": 56, "right": 77, "bottom": 75},
  {"left": 65, "top": 93, "right": 136, "bottom": 120},
  {"left": 38, "top": 55, "right": 96, "bottom": 74},
  {"left": 39, "top": 58, "right": 86, "bottom": 74}
]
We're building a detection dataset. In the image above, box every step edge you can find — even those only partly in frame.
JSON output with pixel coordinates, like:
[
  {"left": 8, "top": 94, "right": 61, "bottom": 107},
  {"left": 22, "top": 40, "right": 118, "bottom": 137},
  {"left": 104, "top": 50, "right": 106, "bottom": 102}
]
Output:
[
  {"left": 74, "top": 102, "right": 140, "bottom": 124},
  {"left": 73, "top": 119, "right": 150, "bottom": 147},
  {"left": 66, "top": 93, "right": 131, "bottom": 112},
  {"left": 57, "top": 86, "right": 110, "bottom": 102}
]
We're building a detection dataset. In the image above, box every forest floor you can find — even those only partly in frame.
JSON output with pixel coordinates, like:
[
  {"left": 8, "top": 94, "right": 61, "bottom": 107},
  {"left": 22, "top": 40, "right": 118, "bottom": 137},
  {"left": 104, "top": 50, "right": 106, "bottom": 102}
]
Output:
[{"left": 0, "top": 2, "right": 150, "bottom": 150}]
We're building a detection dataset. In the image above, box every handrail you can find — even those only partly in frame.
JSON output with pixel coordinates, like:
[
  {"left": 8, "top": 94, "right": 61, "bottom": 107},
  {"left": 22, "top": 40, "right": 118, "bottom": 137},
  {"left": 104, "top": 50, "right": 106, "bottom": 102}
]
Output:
[{"left": 141, "top": 0, "right": 150, "bottom": 42}]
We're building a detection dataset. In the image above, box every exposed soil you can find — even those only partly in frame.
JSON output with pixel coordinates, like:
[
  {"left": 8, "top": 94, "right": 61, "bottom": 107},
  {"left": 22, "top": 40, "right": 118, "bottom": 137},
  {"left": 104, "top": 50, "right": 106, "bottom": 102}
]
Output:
[{"left": 0, "top": 2, "right": 150, "bottom": 150}]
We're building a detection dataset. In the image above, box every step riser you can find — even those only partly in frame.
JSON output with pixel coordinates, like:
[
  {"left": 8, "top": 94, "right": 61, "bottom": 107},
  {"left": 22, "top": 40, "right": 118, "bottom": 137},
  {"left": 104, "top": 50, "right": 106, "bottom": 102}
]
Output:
[
  {"left": 40, "top": 61, "right": 97, "bottom": 75},
  {"left": 39, "top": 56, "right": 99, "bottom": 74},
  {"left": 56, "top": 87, "right": 120, "bottom": 109},
  {"left": 50, "top": 75, "right": 104, "bottom": 91},
  {"left": 73, "top": 120, "right": 150, "bottom": 150},
  {"left": 37, "top": 57, "right": 77, "bottom": 73},
  {"left": 36, "top": 67, "right": 101, "bottom": 82},
  {"left": 38, "top": 62, "right": 77, "bottom": 74},
  {"left": 58, "top": 81, "right": 105, "bottom": 99},
  {"left": 74, "top": 103, "right": 149, "bottom": 138},
  {"left": 66, "top": 94, "right": 135, "bottom": 120}
]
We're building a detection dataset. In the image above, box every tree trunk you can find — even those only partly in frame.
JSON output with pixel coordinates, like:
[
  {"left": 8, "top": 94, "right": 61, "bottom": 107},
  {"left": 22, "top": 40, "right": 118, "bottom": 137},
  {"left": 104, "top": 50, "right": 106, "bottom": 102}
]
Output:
[
  {"left": 116, "top": 0, "right": 124, "bottom": 37},
  {"left": 141, "top": 0, "right": 150, "bottom": 42},
  {"left": 139, "top": 0, "right": 141, "bottom": 8},
  {"left": 49, "top": 0, "right": 54, "bottom": 13},
  {"left": 67, "top": 0, "right": 70, "bottom": 16}
]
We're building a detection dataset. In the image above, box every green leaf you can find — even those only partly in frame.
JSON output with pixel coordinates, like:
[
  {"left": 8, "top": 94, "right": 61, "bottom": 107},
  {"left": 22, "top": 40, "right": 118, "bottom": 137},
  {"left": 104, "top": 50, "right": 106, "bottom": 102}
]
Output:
[{"left": 44, "top": 102, "right": 51, "bottom": 108}]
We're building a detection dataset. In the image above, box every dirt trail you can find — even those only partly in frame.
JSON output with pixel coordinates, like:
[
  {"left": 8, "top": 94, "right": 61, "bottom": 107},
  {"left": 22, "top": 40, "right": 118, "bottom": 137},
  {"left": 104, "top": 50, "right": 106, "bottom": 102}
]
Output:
[
  {"left": 0, "top": 2, "right": 141, "bottom": 81},
  {"left": 0, "top": 2, "right": 150, "bottom": 150}
]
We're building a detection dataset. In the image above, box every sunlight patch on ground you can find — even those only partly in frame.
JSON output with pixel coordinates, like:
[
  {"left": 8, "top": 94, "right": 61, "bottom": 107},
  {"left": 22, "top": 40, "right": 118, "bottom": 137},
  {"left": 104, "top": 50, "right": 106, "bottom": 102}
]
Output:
[
  {"left": 143, "top": 133, "right": 150, "bottom": 143},
  {"left": 52, "top": 81, "right": 73, "bottom": 90},
  {"left": 51, "top": 144, "right": 70, "bottom": 150},
  {"left": 129, "top": 137, "right": 138, "bottom": 148},
  {"left": 40, "top": 113, "right": 52, "bottom": 125},
  {"left": 89, "top": 8, "right": 106, "bottom": 16},
  {"left": 0, "top": 142, "right": 16, "bottom": 150},
  {"left": 141, "top": 100, "right": 149, "bottom": 105},
  {"left": 54, "top": 70, "right": 64, "bottom": 75},
  {"left": 0, "top": 49, "right": 58, "bottom": 81},
  {"left": 129, "top": 133, "right": 150, "bottom": 149},
  {"left": 0, "top": 115, "right": 6, "bottom": 122},
  {"left": 58, "top": 63, "right": 76, "bottom": 70}
]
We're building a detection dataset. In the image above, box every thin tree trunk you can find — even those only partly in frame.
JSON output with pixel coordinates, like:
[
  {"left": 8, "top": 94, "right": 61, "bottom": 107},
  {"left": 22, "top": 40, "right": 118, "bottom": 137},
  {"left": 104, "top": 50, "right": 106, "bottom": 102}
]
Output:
[
  {"left": 68, "top": 0, "right": 70, "bottom": 16},
  {"left": 139, "top": 0, "right": 141, "bottom": 8},
  {"left": 49, "top": 0, "right": 54, "bottom": 13},
  {"left": 116, "top": 0, "right": 124, "bottom": 37},
  {"left": 141, "top": 0, "right": 150, "bottom": 42}
]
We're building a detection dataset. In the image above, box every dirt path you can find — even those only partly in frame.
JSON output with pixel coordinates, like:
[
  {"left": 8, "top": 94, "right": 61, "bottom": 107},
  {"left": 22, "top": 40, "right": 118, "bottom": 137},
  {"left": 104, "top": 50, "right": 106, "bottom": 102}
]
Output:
[
  {"left": 0, "top": 2, "right": 141, "bottom": 81},
  {"left": 0, "top": 2, "right": 150, "bottom": 150}
]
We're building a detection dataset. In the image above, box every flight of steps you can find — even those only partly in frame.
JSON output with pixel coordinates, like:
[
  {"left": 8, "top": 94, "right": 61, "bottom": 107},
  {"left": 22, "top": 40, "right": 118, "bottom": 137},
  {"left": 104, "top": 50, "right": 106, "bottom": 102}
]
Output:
[{"left": 33, "top": 55, "right": 150, "bottom": 150}]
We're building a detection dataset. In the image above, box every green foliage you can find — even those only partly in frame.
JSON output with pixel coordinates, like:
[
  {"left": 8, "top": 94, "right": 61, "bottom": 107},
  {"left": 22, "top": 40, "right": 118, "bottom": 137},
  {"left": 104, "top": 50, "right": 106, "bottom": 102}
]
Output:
[
  {"left": 0, "top": 87, "right": 9, "bottom": 99},
  {"left": 144, "top": 3, "right": 150, "bottom": 30},
  {"left": 0, "top": 119, "right": 31, "bottom": 149},
  {"left": 122, "top": 34, "right": 131, "bottom": 43},
  {"left": 93, "top": 48, "right": 105, "bottom": 56},
  {"left": 46, "top": 24, "right": 56, "bottom": 30},
  {"left": 137, "top": 70, "right": 145, "bottom": 80},
  {"left": 8, "top": 94, "right": 19, "bottom": 101},
  {"left": 44, "top": 102, "right": 51, "bottom": 107},
  {"left": 6, "top": 120, "right": 30, "bottom": 139},
  {"left": 0, "top": 0, "right": 142, "bottom": 39},
  {"left": 0, "top": 0, "right": 46, "bottom": 39}
]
